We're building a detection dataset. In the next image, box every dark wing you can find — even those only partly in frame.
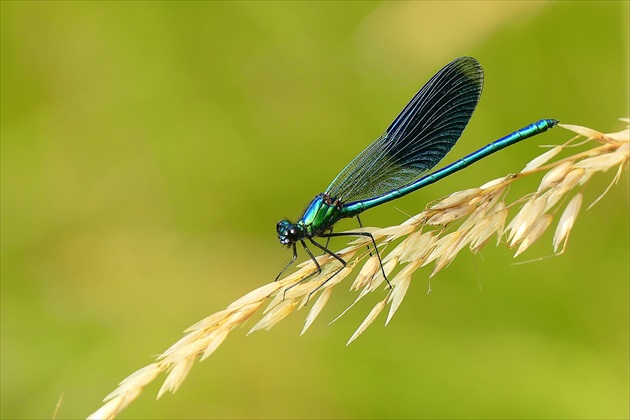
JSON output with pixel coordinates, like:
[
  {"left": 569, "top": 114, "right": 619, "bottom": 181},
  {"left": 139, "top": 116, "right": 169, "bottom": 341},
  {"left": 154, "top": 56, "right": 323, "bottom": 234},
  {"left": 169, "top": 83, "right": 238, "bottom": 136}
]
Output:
[{"left": 326, "top": 56, "right": 483, "bottom": 203}]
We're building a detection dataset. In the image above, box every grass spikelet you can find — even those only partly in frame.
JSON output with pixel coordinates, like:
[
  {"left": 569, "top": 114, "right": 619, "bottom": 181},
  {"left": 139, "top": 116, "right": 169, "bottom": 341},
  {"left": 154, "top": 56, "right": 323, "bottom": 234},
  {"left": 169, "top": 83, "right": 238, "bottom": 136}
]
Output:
[
  {"left": 514, "top": 214, "right": 553, "bottom": 257},
  {"left": 89, "top": 121, "right": 628, "bottom": 419},
  {"left": 431, "top": 230, "right": 469, "bottom": 275},
  {"left": 522, "top": 145, "right": 564, "bottom": 171},
  {"left": 301, "top": 287, "right": 333, "bottom": 335},
  {"left": 553, "top": 193, "right": 583, "bottom": 253},
  {"left": 538, "top": 161, "right": 574, "bottom": 191},
  {"left": 431, "top": 187, "right": 482, "bottom": 209},
  {"left": 386, "top": 260, "right": 422, "bottom": 325},
  {"left": 374, "top": 224, "right": 416, "bottom": 240},
  {"left": 158, "top": 355, "right": 196, "bottom": 397},
  {"left": 200, "top": 330, "right": 229, "bottom": 361},
  {"left": 477, "top": 204, "right": 509, "bottom": 251},
  {"left": 347, "top": 295, "right": 389, "bottom": 346},
  {"left": 427, "top": 203, "right": 476, "bottom": 225},
  {"left": 398, "top": 231, "right": 437, "bottom": 263},
  {"left": 351, "top": 255, "right": 380, "bottom": 290},
  {"left": 421, "top": 230, "right": 462, "bottom": 269},
  {"left": 248, "top": 299, "right": 298, "bottom": 334},
  {"left": 507, "top": 197, "right": 547, "bottom": 246}
]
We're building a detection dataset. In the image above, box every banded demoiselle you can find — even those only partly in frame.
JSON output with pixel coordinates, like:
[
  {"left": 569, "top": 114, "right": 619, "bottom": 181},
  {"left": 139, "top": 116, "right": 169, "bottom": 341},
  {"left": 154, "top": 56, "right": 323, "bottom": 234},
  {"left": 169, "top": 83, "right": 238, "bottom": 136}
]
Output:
[{"left": 276, "top": 56, "right": 557, "bottom": 290}]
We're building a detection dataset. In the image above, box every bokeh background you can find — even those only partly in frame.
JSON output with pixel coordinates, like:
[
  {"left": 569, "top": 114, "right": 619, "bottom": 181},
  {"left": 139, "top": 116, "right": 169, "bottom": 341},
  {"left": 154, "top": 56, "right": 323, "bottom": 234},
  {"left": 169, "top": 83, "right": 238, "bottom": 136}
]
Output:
[{"left": 2, "top": 1, "right": 628, "bottom": 419}]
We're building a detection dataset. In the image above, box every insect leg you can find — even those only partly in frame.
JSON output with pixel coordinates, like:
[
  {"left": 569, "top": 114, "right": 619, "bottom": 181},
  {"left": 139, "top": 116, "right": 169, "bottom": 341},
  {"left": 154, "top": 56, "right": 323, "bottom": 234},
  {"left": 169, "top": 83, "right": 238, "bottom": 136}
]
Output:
[
  {"left": 355, "top": 215, "right": 373, "bottom": 257},
  {"left": 323, "top": 227, "right": 333, "bottom": 251},
  {"left": 320, "top": 230, "right": 391, "bottom": 289},
  {"left": 275, "top": 243, "right": 298, "bottom": 281},
  {"left": 305, "top": 237, "right": 347, "bottom": 301},
  {"left": 281, "top": 240, "right": 322, "bottom": 300}
]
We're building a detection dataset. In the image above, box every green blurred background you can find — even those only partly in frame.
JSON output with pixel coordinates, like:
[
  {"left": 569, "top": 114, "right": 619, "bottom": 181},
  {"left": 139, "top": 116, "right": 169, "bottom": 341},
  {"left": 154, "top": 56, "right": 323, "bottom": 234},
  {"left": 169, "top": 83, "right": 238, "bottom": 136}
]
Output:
[{"left": 2, "top": 1, "right": 628, "bottom": 418}]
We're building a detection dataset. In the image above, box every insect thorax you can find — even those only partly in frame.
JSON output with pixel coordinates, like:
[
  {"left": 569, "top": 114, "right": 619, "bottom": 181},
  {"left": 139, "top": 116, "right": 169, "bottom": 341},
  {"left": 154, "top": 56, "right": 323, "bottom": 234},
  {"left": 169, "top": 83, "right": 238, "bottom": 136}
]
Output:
[{"left": 299, "top": 193, "right": 344, "bottom": 237}]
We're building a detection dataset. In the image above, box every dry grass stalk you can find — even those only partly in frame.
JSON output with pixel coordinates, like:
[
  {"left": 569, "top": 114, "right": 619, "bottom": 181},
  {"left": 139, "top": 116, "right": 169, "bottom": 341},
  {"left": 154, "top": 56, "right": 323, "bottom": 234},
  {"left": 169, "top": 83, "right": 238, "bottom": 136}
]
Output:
[{"left": 88, "top": 121, "right": 629, "bottom": 419}]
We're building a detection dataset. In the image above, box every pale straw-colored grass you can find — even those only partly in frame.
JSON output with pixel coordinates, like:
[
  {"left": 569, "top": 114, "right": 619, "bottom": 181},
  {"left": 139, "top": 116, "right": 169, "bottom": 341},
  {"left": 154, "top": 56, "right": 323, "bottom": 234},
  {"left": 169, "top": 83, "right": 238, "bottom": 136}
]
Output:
[{"left": 88, "top": 120, "right": 629, "bottom": 419}]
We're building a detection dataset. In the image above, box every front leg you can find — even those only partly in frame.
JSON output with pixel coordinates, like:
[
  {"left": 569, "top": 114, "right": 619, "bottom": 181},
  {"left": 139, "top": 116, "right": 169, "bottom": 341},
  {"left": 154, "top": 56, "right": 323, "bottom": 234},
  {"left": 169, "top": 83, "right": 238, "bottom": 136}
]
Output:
[{"left": 281, "top": 240, "right": 322, "bottom": 300}]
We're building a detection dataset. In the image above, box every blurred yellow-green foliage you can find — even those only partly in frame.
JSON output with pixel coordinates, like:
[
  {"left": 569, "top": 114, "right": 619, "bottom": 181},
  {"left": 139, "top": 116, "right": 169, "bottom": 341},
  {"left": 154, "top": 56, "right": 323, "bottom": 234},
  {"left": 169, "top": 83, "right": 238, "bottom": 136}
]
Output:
[{"left": 1, "top": 1, "right": 628, "bottom": 419}]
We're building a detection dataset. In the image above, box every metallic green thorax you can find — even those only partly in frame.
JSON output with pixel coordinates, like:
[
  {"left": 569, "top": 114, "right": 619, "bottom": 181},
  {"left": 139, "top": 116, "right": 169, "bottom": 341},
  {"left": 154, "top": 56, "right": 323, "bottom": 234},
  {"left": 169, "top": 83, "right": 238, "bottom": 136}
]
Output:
[
  {"left": 298, "top": 193, "right": 344, "bottom": 237},
  {"left": 275, "top": 193, "right": 346, "bottom": 248}
]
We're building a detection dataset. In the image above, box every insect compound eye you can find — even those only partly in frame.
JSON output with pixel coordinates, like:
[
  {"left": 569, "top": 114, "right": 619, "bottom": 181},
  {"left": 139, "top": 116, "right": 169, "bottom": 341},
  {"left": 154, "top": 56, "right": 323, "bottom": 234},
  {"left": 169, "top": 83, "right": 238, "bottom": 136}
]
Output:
[
  {"left": 276, "top": 220, "right": 290, "bottom": 235},
  {"left": 276, "top": 220, "right": 301, "bottom": 245},
  {"left": 276, "top": 221, "right": 284, "bottom": 234}
]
